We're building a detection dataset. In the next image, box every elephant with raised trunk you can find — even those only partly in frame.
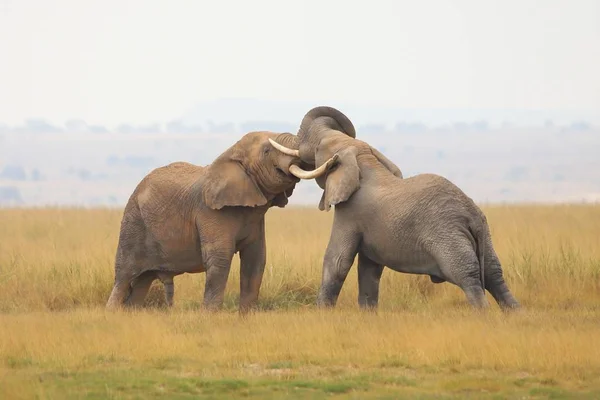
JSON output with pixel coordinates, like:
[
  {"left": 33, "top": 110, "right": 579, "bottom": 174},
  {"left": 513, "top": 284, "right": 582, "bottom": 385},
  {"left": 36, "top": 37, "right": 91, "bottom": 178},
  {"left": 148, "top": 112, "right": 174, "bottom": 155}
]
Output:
[
  {"left": 106, "top": 131, "right": 336, "bottom": 313},
  {"left": 272, "top": 106, "right": 520, "bottom": 311}
]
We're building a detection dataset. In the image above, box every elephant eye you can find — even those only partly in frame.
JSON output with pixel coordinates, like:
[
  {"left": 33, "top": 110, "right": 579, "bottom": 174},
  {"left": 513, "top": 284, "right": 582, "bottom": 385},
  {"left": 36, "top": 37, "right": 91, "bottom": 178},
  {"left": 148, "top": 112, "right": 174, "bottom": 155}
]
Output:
[{"left": 263, "top": 146, "right": 270, "bottom": 155}]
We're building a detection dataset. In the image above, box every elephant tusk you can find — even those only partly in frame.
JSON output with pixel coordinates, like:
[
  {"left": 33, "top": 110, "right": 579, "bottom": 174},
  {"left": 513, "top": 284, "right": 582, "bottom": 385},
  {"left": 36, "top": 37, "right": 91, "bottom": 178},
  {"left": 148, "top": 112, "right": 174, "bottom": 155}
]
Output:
[
  {"left": 268, "top": 138, "right": 300, "bottom": 157},
  {"left": 289, "top": 154, "right": 339, "bottom": 180}
]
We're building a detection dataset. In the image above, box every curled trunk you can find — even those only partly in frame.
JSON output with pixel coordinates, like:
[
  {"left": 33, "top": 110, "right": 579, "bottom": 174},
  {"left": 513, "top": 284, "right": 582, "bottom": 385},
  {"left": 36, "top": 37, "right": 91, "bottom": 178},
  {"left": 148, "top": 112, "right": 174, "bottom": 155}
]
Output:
[
  {"left": 296, "top": 106, "right": 356, "bottom": 164},
  {"left": 274, "top": 132, "right": 300, "bottom": 150}
]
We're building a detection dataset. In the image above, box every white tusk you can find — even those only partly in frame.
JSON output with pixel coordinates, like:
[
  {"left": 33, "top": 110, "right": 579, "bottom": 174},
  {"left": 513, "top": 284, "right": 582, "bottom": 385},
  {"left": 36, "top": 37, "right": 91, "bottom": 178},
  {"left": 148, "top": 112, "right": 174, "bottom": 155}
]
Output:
[
  {"left": 268, "top": 138, "right": 300, "bottom": 157},
  {"left": 289, "top": 154, "right": 339, "bottom": 180}
]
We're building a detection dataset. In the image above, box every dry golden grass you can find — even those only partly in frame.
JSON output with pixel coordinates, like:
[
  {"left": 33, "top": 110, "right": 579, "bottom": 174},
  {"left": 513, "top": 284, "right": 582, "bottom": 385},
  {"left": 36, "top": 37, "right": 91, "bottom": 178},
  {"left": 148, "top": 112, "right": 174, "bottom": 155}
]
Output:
[{"left": 1, "top": 204, "right": 600, "bottom": 398}]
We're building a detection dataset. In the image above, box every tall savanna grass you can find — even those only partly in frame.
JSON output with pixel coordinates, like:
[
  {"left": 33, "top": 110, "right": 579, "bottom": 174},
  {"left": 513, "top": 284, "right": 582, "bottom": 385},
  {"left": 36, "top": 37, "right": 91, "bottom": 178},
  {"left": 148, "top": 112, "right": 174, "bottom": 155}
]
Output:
[
  {"left": 1, "top": 204, "right": 599, "bottom": 312},
  {"left": 2, "top": 205, "right": 600, "bottom": 399}
]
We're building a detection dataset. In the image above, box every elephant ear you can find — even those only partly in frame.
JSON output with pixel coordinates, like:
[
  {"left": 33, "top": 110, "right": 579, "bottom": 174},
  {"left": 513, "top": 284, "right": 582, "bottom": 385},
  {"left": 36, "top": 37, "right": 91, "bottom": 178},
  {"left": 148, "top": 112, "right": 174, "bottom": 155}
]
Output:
[
  {"left": 317, "top": 145, "right": 361, "bottom": 212},
  {"left": 270, "top": 184, "right": 296, "bottom": 208},
  {"left": 370, "top": 146, "right": 403, "bottom": 178},
  {"left": 202, "top": 159, "right": 267, "bottom": 210}
]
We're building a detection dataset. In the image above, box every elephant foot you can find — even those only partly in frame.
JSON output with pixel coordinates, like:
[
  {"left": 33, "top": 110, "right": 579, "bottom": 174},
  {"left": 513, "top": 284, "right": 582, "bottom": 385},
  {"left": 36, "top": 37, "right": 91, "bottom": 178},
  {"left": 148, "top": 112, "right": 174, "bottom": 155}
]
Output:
[{"left": 499, "top": 299, "right": 522, "bottom": 312}]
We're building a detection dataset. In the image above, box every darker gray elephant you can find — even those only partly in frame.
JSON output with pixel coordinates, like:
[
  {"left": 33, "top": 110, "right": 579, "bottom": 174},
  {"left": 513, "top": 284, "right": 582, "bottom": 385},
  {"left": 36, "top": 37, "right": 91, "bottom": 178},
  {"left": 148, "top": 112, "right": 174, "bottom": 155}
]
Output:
[
  {"left": 105, "top": 131, "right": 336, "bottom": 313},
  {"left": 273, "top": 107, "right": 520, "bottom": 311}
]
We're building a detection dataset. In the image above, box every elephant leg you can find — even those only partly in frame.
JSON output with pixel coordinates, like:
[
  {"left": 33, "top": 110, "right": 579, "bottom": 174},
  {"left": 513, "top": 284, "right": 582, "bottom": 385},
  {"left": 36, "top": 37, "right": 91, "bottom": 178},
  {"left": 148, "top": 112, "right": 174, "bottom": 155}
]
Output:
[
  {"left": 316, "top": 227, "right": 360, "bottom": 308},
  {"left": 484, "top": 248, "right": 520, "bottom": 310},
  {"left": 106, "top": 278, "right": 132, "bottom": 311},
  {"left": 357, "top": 253, "right": 384, "bottom": 310},
  {"left": 202, "top": 249, "right": 235, "bottom": 312},
  {"left": 485, "top": 266, "right": 520, "bottom": 310},
  {"left": 434, "top": 241, "right": 489, "bottom": 310},
  {"left": 158, "top": 274, "right": 175, "bottom": 307},
  {"left": 106, "top": 258, "right": 135, "bottom": 310},
  {"left": 125, "top": 271, "right": 156, "bottom": 308},
  {"left": 460, "top": 281, "right": 488, "bottom": 309},
  {"left": 239, "top": 222, "right": 266, "bottom": 314}
]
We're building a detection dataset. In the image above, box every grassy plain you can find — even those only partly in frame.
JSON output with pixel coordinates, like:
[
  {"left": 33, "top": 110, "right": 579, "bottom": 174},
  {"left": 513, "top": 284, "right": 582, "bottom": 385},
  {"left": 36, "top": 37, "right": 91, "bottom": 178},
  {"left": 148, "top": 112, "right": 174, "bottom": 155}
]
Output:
[{"left": 1, "top": 205, "right": 600, "bottom": 399}]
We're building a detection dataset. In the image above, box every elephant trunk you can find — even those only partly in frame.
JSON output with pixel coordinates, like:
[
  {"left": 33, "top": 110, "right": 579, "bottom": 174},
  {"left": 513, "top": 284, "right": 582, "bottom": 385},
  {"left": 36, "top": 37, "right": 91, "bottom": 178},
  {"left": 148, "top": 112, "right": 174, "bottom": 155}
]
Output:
[
  {"left": 274, "top": 132, "right": 300, "bottom": 150},
  {"left": 296, "top": 106, "right": 356, "bottom": 164}
]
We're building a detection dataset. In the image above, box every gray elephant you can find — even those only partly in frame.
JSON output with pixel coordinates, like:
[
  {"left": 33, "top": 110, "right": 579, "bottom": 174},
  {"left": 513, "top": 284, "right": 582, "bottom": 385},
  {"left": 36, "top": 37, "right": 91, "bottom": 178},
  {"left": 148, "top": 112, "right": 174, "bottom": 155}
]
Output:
[
  {"left": 272, "top": 106, "right": 520, "bottom": 311},
  {"left": 105, "top": 131, "right": 335, "bottom": 312}
]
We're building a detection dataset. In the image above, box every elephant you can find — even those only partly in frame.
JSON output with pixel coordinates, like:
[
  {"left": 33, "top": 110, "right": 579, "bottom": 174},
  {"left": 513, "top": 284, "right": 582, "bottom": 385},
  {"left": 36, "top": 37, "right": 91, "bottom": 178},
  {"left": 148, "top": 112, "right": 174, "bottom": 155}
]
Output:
[
  {"left": 272, "top": 106, "right": 521, "bottom": 311},
  {"left": 105, "top": 130, "right": 337, "bottom": 312}
]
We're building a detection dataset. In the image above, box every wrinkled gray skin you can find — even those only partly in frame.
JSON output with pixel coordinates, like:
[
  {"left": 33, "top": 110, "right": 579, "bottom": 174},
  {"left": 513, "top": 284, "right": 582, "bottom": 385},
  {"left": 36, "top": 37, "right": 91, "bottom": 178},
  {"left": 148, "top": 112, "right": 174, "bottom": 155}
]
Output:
[
  {"left": 283, "top": 106, "right": 520, "bottom": 311},
  {"left": 106, "top": 131, "right": 314, "bottom": 313}
]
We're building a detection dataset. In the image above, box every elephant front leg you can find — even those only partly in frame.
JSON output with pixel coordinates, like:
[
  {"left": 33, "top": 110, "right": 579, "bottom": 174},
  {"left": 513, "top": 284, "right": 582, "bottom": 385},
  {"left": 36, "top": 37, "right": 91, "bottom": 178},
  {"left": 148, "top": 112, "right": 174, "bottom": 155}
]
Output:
[
  {"left": 316, "top": 230, "right": 360, "bottom": 308},
  {"left": 202, "top": 250, "right": 235, "bottom": 312},
  {"left": 357, "top": 253, "right": 384, "bottom": 310},
  {"left": 239, "top": 231, "right": 266, "bottom": 314}
]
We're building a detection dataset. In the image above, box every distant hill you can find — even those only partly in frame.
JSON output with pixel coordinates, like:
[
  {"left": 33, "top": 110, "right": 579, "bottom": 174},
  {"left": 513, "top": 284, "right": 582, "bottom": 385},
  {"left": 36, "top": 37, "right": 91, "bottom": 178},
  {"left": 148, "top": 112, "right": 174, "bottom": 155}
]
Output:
[
  {"left": 0, "top": 100, "right": 598, "bottom": 207},
  {"left": 1, "top": 123, "right": 599, "bottom": 207}
]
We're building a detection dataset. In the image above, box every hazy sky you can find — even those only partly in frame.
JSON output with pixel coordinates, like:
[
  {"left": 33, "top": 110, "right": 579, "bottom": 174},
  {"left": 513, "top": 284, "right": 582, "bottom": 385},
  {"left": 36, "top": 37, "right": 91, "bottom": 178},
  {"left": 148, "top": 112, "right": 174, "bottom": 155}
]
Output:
[{"left": 0, "top": 0, "right": 598, "bottom": 126}]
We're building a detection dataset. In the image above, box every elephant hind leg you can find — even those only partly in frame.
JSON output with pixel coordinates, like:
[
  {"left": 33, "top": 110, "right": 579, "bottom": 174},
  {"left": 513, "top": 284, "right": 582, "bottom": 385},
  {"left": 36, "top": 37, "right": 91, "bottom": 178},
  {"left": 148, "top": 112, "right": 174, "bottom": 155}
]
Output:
[
  {"left": 484, "top": 253, "right": 520, "bottom": 310},
  {"left": 433, "top": 240, "right": 489, "bottom": 310},
  {"left": 157, "top": 273, "right": 175, "bottom": 307},
  {"left": 124, "top": 271, "right": 157, "bottom": 308},
  {"left": 485, "top": 267, "right": 520, "bottom": 310},
  {"left": 106, "top": 279, "right": 132, "bottom": 311},
  {"left": 460, "top": 281, "right": 488, "bottom": 309}
]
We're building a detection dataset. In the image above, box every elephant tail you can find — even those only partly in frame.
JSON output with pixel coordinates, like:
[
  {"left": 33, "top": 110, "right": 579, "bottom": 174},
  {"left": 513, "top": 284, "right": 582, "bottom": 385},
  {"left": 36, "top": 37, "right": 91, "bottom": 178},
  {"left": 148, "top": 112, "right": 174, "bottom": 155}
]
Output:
[{"left": 470, "top": 223, "right": 486, "bottom": 291}]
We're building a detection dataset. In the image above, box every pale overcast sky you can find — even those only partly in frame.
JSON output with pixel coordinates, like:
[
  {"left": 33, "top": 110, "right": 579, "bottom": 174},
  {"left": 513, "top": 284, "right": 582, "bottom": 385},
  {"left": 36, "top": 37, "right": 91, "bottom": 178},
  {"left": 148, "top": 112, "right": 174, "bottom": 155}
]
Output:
[{"left": 0, "top": 0, "right": 598, "bottom": 125}]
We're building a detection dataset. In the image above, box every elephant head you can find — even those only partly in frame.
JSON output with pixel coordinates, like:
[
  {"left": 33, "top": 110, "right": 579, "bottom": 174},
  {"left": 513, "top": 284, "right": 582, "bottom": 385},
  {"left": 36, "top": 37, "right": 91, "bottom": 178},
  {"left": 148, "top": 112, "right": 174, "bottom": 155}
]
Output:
[
  {"left": 202, "top": 131, "right": 338, "bottom": 210},
  {"left": 271, "top": 106, "right": 404, "bottom": 211},
  {"left": 295, "top": 106, "right": 356, "bottom": 164}
]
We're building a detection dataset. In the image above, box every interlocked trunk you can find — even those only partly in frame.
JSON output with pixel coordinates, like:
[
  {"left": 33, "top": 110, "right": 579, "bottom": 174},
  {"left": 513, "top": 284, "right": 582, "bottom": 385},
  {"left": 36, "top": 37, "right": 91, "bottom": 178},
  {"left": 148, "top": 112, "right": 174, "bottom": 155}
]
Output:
[{"left": 295, "top": 106, "right": 356, "bottom": 165}]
